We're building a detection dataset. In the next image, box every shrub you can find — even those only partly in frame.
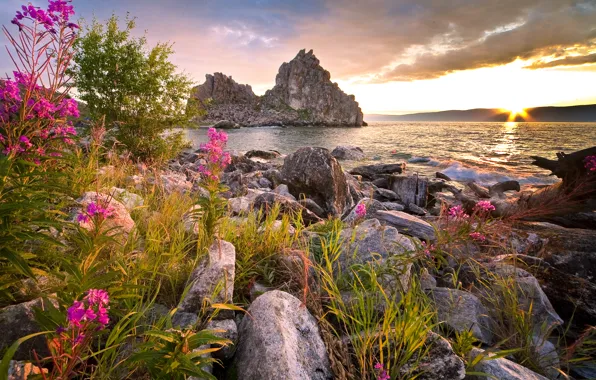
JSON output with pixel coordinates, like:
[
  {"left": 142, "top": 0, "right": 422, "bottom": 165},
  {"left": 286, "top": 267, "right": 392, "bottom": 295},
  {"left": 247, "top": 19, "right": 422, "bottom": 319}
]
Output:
[{"left": 71, "top": 14, "right": 199, "bottom": 161}]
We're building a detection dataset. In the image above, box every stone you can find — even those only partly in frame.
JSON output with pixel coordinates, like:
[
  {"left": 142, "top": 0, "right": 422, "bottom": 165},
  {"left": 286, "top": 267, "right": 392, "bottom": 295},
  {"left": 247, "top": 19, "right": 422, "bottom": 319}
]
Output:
[
  {"left": 532, "top": 337, "right": 560, "bottom": 380},
  {"left": 206, "top": 319, "right": 238, "bottom": 361},
  {"left": 74, "top": 192, "right": 135, "bottom": 239},
  {"left": 331, "top": 145, "right": 365, "bottom": 161},
  {"left": 342, "top": 198, "right": 387, "bottom": 224},
  {"left": 381, "top": 202, "right": 406, "bottom": 211},
  {"left": 272, "top": 184, "right": 296, "bottom": 201},
  {"left": 407, "top": 203, "right": 428, "bottom": 215},
  {"left": 213, "top": 120, "right": 240, "bottom": 129},
  {"left": 8, "top": 361, "right": 48, "bottom": 380},
  {"left": 349, "top": 163, "right": 406, "bottom": 181},
  {"left": 179, "top": 240, "right": 235, "bottom": 319},
  {"left": 420, "top": 268, "right": 437, "bottom": 290},
  {"left": 228, "top": 196, "right": 251, "bottom": 215},
  {"left": 233, "top": 290, "right": 332, "bottom": 379},
  {"left": 171, "top": 312, "right": 198, "bottom": 329},
  {"left": 252, "top": 192, "right": 321, "bottom": 224},
  {"left": 257, "top": 177, "right": 272, "bottom": 189},
  {"left": 299, "top": 198, "right": 327, "bottom": 218},
  {"left": 339, "top": 219, "right": 414, "bottom": 291},
  {"left": 110, "top": 187, "right": 144, "bottom": 211},
  {"left": 245, "top": 150, "right": 281, "bottom": 160},
  {"left": 414, "top": 332, "right": 465, "bottom": 380},
  {"left": 373, "top": 187, "right": 399, "bottom": 201},
  {"left": 374, "top": 210, "right": 436, "bottom": 241},
  {"left": 159, "top": 171, "right": 193, "bottom": 193},
  {"left": 389, "top": 174, "right": 429, "bottom": 207},
  {"left": 226, "top": 155, "right": 272, "bottom": 174},
  {"left": 0, "top": 298, "right": 58, "bottom": 361},
  {"left": 428, "top": 288, "right": 493, "bottom": 344},
  {"left": 466, "top": 348, "right": 548, "bottom": 380},
  {"left": 192, "top": 72, "right": 257, "bottom": 105},
  {"left": 281, "top": 147, "right": 353, "bottom": 217}
]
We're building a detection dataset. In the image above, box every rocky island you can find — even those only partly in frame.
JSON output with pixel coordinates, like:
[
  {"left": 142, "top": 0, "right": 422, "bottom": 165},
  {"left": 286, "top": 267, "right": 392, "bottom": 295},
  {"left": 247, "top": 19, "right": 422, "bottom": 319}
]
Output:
[{"left": 190, "top": 49, "right": 364, "bottom": 127}]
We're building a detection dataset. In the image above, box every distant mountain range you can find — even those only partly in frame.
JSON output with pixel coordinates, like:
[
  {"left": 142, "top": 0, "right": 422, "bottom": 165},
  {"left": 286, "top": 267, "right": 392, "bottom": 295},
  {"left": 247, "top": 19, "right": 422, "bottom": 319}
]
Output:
[{"left": 366, "top": 104, "right": 596, "bottom": 122}]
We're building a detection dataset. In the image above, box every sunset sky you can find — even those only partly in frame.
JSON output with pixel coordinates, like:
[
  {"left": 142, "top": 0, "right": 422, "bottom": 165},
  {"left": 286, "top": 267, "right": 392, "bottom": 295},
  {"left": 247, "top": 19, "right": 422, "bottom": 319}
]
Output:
[{"left": 1, "top": 0, "right": 596, "bottom": 114}]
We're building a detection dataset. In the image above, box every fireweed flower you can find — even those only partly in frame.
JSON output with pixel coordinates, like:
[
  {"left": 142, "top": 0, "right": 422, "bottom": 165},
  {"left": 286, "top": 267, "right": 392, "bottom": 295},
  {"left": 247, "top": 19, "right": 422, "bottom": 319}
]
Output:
[
  {"left": 66, "top": 289, "right": 110, "bottom": 330},
  {"left": 585, "top": 155, "right": 596, "bottom": 172},
  {"left": 474, "top": 200, "right": 496, "bottom": 213},
  {"left": 421, "top": 241, "right": 436, "bottom": 257},
  {"left": 374, "top": 362, "right": 390, "bottom": 380},
  {"left": 448, "top": 205, "right": 469, "bottom": 220},
  {"left": 77, "top": 201, "right": 114, "bottom": 224},
  {"left": 199, "top": 128, "right": 230, "bottom": 182},
  {"left": 355, "top": 203, "right": 366, "bottom": 218},
  {"left": 469, "top": 232, "right": 486, "bottom": 242}
]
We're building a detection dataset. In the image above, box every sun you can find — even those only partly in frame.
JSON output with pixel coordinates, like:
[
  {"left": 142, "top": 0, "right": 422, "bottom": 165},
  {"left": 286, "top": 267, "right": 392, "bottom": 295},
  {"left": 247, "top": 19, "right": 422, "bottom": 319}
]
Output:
[{"left": 502, "top": 105, "right": 528, "bottom": 121}]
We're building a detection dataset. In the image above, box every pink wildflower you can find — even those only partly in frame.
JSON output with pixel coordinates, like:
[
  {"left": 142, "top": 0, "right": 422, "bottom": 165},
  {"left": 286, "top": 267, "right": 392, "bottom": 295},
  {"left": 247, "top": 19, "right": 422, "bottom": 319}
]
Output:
[
  {"left": 374, "top": 362, "right": 391, "bottom": 380},
  {"left": 585, "top": 155, "right": 596, "bottom": 172},
  {"left": 421, "top": 241, "right": 435, "bottom": 257},
  {"left": 448, "top": 205, "right": 469, "bottom": 220},
  {"left": 355, "top": 203, "right": 366, "bottom": 218},
  {"left": 474, "top": 200, "right": 495, "bottom": 213},
  {"left": 469, "top": 232, "right": 486, "bottom": 242}
]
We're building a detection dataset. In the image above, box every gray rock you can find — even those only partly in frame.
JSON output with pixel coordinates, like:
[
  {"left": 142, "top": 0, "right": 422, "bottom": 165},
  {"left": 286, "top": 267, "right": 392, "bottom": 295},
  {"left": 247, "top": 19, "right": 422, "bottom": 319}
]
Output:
[
  {"left": 179, "top": 240, "right": 235, "bottom": 319},
  {"left": 253, "top": 192, "right": 321, "bottom": 224},
  {"left": 281, "top": 147, "right": 353, "bottom": 217},
  {"left": 245, "top": 150, "right": 281, "bottom": 160},
  {"left": 342, "top": 198, "right": 387, "bottom": 224},
  {"left": 228, "top": 196, "right": 251, "bottom": 215},
  {"left": 159, "top": 171, "right": 193, "bottom": 193},
  {"left": 429, "top": 288, "right": 493, "bottom": 344},
  {"left": 299, "top": 198, "right": 326, "bottom": 218},
  {"left": 192, "top": 73, "right": 257, "bottom": 105},
  {"left": 349, "top": 163, "right": 406, "bottom": 181},
  {"left": 110, "top": 187, "right": 144, "bottom": 211},
  {"left": 389, "top": 174, "right": 429, "bottom": 207},
  {"left": 233, "top": 290, "right": 332, "bottom": 379},
  {"left": 331, "top": 145, "right": 365, "bottom": 161},
  {"left": 0, "top": 298, "right": 58, "bottom": 361},
  {"left": 374, "top": 210, "right": 436, "bottom": 241},
  {"left": 374, "top": 187, "right": 399, "bottom": 201},
  {"left": 206, "top": 319, "right": 238, "bottom": 361},
  {"left": 407, "top": 203, "right": 428, "bottom": 216},
  {"left": 272, "top": 184, "right": 296, "bottom": 201},
  {"left": 532, "top": 336, "right": 560, "bottom": 380},
  {"left": 420, "top": 268, "right": 437, "bottom": 290},
  {"left": 381, "top": 202, "right": 406, "bottom": 211},
  {"left": 466, "top": 348, "right": 548, "bottom": 380},
  {"left": 213, "top": 120, "right": 240, "bottom": 129},
  {"left": 171, "top": 312, "right": 198, "bottom": 329},
  {"left": 414, "top": 331, "right": 465, "bottom": 380},
  {"left": 257, "top": 177, "right": 272, "bottom": 189}
]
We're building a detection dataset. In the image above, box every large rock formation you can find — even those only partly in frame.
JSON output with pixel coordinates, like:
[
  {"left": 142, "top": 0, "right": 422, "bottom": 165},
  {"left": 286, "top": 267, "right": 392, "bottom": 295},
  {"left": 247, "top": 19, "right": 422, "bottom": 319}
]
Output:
[{"left": 191, "top": 50, "right": 364, "bottom": 127}]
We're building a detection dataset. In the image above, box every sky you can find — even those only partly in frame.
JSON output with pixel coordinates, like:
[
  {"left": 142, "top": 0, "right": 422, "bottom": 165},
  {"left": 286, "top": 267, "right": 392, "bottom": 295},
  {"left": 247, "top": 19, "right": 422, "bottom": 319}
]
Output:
[{"left": 1, "top": 0, "right": 596, "bottom": 114}]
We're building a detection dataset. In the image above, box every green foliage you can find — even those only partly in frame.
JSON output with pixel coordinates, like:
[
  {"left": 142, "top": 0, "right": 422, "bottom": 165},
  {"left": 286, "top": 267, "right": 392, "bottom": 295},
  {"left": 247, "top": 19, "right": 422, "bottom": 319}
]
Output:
[
  {"left": 451, "top": 329, "right": 479, "bottom": 359},
  {"left": 130, "top": 327, "right": 230, "bottom": 379},
  {"left": 72, "top": 14, "right": 199, "bottom": 161}
]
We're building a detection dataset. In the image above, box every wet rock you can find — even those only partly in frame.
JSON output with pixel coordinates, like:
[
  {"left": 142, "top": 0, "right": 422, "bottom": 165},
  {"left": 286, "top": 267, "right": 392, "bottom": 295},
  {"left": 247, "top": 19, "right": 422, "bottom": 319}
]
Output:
[
  {"left": 179, "top": 240, "right": 235, "bottom": 319},
  {"left": 233, "top": 290, "right": 332, "bottom": 379},
  {"left": 281, "top": 147, "right": 353, "bottom": 217},
  {"left": 0, "top": 298, "right": 58, "bottom": 361},
  {"left": 428, "top": 288, "right": 493, "bottom": 344},
  {"left": 466, "top": 348, "right": 548, "bottom": 380},
  {"left": 374, "top": 210, "right": 436, "bottom": 241},
  {"left": 349, "top": 163, "right": 406, "bottom": 181},
  {"left": 331, "top": 145, "right": 365, "bottom": 161},
  {"left": 245, "top": 150, "right": 281, "bottom": 160},
  {"left": 75, "top": 192, "right": 135, "bottom": 239}
]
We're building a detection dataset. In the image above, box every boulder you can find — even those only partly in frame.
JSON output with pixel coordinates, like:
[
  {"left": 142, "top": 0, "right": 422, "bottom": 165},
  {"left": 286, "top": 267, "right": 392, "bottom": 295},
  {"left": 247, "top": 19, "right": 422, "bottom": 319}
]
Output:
[
  {"left": 75, "top": 192, "right": 135, "bottom": 239},
  {"left": 159, "top": 171, "right": 193, "bottom": 193},
  {"left": 374, "top": 210, "right": 436, "bottom": 241},
  {"left": 213, "top": 120, "right": 240, "bottom": 129},
  {"left": 179, "top": 240, "right": 235, "bottom": 319},
  {"left": 272, "top": 184, "right": 296, "bottom": 201},
  {"left": 281, "top": 147, "right": 353, "bottom": 217},
  {"left": 192, "top": 72, "right": 257, "bottom": 105},
  {"left": 206, "top": 319, "right": 238, "bottom": 361},
  {"left": 342, "top": 198, "right": 387, "bottom": 224},
  {"left": 373, "top": 187, "right": 399, "bottom": 201},
  {"left": 466, "top": 348, "right": 548, "bottom": 380},
  {"left": 298, "top": 198, "right": 326, "bottom": 218},
  {"left": 414, "top": 332, "right": 465, "bottom": 380},
  {"left": 429, "top": 288, "right": 493, "bottom": 344},
  {"left": 233, "top": 290, "right": 332, "bottom": 379},
  {"left": 331, "top": 145, "right": 365, "bottom": 161},
  {"left": 245, "top": 150, "right": 281, "bottom": 160},
  {"left": 0, "top": 298, "right": 58, "bottom": 360},
  {"left": 389, "top": 174, "right": 429, "bottom": 207},
  {"left": 252, "top": 192, "right": 321, "bottom": 224},
  {"left": 110, "top": 187, "right": 144, "bottom": 211},
  {"left": 381, "top": 202, "right": 406, "bottom": 211},
  {"left": 350, "top": 163, "right": 406, "bottom": 181},
  {"left": 228, "top": 196, "right": 251, "bottom": 215}
]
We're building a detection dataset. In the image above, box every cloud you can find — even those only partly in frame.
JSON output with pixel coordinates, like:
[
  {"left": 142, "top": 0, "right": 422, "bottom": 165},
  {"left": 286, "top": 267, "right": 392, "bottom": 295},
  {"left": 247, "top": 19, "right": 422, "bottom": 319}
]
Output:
[{"left": 525, "top": 52, "right": 596, "bottom": 69}]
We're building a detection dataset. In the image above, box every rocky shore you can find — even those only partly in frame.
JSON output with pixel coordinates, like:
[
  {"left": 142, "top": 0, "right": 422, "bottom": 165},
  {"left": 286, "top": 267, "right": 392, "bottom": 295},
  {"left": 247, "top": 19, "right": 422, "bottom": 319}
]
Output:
[
  {"left": 2, "top": 143, "right": 595, "bottom": 380},
  {"left": 190, "top": 50, "right": 364, "bottom": 127}
]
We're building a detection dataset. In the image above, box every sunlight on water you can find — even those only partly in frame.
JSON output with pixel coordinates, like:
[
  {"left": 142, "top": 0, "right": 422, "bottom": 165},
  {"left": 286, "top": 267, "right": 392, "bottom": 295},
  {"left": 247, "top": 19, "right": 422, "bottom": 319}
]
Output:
[{"left": 184, "top": 121, "right": 596, "bottom": 186}]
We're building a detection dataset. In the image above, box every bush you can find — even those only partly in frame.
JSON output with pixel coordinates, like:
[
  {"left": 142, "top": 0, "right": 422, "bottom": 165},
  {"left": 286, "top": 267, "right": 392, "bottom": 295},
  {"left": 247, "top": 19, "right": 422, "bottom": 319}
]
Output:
[{"left": 71, "top": 14, "right": 199, "bottom": 161}]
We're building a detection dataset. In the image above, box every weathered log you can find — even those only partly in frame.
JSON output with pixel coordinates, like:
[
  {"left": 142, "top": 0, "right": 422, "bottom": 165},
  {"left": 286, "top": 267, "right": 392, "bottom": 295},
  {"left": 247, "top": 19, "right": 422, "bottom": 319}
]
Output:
[
  {"left": 467, "top": 182, "right": 490, "bottom": 198},
  {"left": 436, "top": 172, "right": 452, "bottom": 181},
  {"left": 489, "top": 180, "right": 520, "bottom": 198},
  {"left": 531, "top": 146, "right": 596, "bottom": 185}
]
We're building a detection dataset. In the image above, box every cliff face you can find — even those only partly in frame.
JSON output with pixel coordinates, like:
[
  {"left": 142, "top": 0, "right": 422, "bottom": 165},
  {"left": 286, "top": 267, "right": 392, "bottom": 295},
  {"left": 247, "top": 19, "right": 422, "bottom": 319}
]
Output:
[{"left": 191, "top": 50, "right": 364, "bottom": 127}]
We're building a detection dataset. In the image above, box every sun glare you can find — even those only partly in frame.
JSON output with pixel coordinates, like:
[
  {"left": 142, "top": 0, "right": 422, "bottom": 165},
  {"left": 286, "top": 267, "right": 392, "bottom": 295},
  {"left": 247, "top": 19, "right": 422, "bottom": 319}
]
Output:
[{"left": 503, "top": 105, "right": 528, "bottom": 121}]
